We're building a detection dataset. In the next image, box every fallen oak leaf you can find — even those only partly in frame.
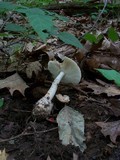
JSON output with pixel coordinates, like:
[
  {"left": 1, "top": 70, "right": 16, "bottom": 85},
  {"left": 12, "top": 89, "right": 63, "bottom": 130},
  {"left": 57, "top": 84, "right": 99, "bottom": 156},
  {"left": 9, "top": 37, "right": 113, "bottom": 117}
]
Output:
[
  {"left": 0, "top": 73, "right": 28, "bottom": 96},
  {"left": 96, "top": 120, "right": 120, "bottom": 143}
]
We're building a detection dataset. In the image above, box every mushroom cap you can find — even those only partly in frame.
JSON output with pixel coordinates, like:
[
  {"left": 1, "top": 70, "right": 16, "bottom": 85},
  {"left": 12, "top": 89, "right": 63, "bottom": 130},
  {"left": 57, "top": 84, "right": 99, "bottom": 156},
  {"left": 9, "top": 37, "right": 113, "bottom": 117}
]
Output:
[{"left": 48, "top": 57, "right": 81, "bottom": 85}]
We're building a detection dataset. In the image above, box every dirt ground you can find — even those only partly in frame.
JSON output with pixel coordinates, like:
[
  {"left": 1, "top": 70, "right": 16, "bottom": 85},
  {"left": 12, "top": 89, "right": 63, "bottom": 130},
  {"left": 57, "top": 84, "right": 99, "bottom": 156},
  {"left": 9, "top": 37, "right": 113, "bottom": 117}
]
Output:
[
  {"left": 0, "top": 1, "right": 120, "bottom": 159},
  {"left": 0, "top": 75, "right": 120, "bottom": 160}
]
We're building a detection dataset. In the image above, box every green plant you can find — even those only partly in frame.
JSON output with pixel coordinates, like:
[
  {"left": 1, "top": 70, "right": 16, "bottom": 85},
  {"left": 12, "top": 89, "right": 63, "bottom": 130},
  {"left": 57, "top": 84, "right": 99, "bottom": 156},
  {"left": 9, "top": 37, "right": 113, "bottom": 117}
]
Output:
[
  {"left": 83, "top": 33, "right": 103, "bottom": 44},
  {"left": 107, "top": 27, "right": 119, "bottom": 42},
  {"left": 96, "top": 69, "right": 120, "bottom": 87},
  {"left": 0, "top": 1, "right": 83, "bottom": 49}
]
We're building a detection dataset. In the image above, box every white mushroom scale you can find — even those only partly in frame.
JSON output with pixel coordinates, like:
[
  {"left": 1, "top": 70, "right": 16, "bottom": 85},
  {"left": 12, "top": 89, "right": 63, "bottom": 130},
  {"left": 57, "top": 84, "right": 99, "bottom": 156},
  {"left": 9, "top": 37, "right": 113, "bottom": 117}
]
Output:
[{"left": 32, "top": 57, "right": 81, "bottom": 118}]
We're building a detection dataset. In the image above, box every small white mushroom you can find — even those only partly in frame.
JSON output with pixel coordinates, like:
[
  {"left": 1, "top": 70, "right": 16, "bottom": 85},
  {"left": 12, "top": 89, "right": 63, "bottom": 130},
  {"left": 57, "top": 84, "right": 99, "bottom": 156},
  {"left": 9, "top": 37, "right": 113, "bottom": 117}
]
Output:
[{"left": 32, "top": 56, "right": 81, "bottom": 118}]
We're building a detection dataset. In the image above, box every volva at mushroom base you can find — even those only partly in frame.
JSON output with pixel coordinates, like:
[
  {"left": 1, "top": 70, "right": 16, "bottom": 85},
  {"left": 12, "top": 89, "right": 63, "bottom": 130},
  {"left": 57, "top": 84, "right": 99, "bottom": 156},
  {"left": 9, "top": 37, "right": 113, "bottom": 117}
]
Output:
[{"left": 32, "top": 56, "right": 81, "bottom": 118}]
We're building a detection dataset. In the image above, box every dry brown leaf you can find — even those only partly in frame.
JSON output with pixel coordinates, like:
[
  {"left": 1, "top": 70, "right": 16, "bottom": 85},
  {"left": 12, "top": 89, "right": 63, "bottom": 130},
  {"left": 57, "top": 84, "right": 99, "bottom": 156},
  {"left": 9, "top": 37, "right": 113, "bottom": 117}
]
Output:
[
  {"left": 25, "top": 42, "right": 34, "bottom": 52},
  {"left": 0, "top": 149, "right": 8, "bottom": 160},
  {"left": 26, "top": 61, "right": 42, "bottom": 78},
  {"left": 47, "top": 155, "right": 51, "bottom": 160},
  {"left": 109, "top": 41, "right": 120, "bottom": 56},
  {"left": 56, "top": 94, "right": 70, "bottom": 103},
  {"left": 96, "top": 120, "right": 120, "bottom": 143},
  {"left": 109, "top": 99, "right": 120, "bottom": 117},
  {"left": 101, "top": 39, "right": 120, "bottom": 56},
  {"left": 73, "top": 153, "right": 78, "bottom": 160},
  {"left": 101, "top": 38, "right": 111, "bottom": 50},
  {"left": 82, "top": 81, "right": 120, "bottom": 97},
  {"left": 0, "top": 73, "right": 28, "bottom": 96}
]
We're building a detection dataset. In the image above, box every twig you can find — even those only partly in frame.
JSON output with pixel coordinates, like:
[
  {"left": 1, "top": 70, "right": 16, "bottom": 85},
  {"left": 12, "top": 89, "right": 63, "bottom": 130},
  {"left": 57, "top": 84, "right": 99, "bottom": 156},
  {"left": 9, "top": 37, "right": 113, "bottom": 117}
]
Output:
[
  {"left": 89, "top": 0, "right": 108, "bottom": 32},
  {"left": 78, "top": 0, "right": 108, "bottom": 40},
  {"left": 0, "top": 12, "right": 13, "bottom": 32},
  {"left": 0, "top": 38, "right": 23, "bottom": 50},
  {"left": 0, "top": 127, "right": 58, "bottom": 143}
]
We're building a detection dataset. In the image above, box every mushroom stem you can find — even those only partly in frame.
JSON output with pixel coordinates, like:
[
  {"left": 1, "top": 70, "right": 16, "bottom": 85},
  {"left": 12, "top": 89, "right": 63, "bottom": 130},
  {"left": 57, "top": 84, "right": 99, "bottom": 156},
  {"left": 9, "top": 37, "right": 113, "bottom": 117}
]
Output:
[
  {"left": 32, "top": 71, "right": 65, "bottom": 117},
  {"left": 45, "top": 71, "right": 65, "bottom": 100}
]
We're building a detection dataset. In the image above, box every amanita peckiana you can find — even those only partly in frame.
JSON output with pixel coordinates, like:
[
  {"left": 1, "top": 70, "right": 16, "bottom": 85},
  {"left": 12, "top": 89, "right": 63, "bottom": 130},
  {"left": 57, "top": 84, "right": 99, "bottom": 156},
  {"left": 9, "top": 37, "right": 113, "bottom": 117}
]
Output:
[{"left": 32, "top": 56, "right": 81, "bottom": 118}]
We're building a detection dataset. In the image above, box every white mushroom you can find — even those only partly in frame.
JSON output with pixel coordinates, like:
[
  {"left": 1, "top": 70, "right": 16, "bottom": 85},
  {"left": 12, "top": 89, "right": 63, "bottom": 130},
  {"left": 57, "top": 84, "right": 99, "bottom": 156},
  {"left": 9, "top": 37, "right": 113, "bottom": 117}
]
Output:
[{"left": 32, "top": 56, "right": 81, "bottom": 118}]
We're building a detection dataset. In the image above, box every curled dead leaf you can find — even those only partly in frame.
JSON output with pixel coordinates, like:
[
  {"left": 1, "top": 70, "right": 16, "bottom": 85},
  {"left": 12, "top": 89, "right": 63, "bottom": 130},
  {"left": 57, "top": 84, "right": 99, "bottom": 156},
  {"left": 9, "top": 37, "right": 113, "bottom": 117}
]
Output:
[
  {"left": 56, "top": 94, "right": 70, "bottom": 103},
  {"left": 96, "top": 120, "right": 120, "bottom": 143},
  {"left": 25, "top": 42, "right": 34, "bottom": 52}
]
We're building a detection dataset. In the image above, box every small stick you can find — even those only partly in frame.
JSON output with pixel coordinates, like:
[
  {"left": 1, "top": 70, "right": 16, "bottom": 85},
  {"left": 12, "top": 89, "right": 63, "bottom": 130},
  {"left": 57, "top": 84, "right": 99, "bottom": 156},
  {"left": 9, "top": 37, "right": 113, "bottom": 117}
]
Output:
[
  {"left": 0, "top": 127, "right": 58, "bottom": 143},
  {"left": 90, "top": 0, "right": 108, "bottom": 31}
]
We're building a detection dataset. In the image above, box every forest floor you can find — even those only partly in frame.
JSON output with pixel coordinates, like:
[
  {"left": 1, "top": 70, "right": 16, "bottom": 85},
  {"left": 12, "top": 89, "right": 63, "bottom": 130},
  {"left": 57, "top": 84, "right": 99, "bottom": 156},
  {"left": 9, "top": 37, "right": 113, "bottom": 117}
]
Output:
[{"left": 0, "top": 1, "right": 120, "bottom": 160}]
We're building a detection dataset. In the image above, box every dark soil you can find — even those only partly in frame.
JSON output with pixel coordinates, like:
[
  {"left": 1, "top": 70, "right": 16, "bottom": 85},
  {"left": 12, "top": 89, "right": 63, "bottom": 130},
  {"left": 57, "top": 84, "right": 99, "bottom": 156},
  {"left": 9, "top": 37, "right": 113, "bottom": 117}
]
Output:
[{"left": 0, "top": 81, "right": 120, "bottom": 160}]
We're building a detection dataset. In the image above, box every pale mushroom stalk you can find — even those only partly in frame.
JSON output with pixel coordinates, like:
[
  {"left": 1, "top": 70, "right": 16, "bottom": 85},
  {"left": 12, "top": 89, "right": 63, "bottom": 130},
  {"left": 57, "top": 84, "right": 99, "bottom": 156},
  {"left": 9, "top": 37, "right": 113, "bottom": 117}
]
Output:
[
  {"left": 44, "top": 71, "right": 65, "bottom": 101},
  {"left": 32, "top": 57, "right": 81, "bottom": 118},
  {"left": 32, "top": 72, "right": 64, "bottom": 117}
]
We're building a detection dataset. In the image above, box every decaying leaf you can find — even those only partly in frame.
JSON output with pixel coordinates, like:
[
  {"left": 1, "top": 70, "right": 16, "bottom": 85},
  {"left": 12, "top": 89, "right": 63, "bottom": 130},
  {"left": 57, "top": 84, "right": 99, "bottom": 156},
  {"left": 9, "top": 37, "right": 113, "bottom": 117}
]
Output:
[
  {"left": 57, "top": 106, "right": 86, "bottom": 152},
  {"left": 25, "top": 42, "right": 34, "bottom": 52},
  {"left": 73, "top": 153, "right": 78, "bottom": 160},
  {"left": 56, "top": 94, "right": 70, "bottom": 103},
  {"left": 0, "top": 149, "right": 8, "bottom": 160},
  {"left": 82, "top": 81, "right": 120, "bottom": 97},
  {"left": 109, "top": 99, "right": 120, "bottom": 117},
  {"left": 47, "top": 155, "right": 51, "bottom": 160},
  {"left": 101, "top": 37, "right": 111, "bottom": 50},
  {"left": 0, "top": 73, "right": 28, "bottom": 96},
  {"left": 26, "top": 61, "right": 42, "bottom": 78},
  {"left": 96, "top": 120, "right": 120, "bottom": 143},
  {"left": 109, "top": 41, "right": 120, "bottom": 55}
]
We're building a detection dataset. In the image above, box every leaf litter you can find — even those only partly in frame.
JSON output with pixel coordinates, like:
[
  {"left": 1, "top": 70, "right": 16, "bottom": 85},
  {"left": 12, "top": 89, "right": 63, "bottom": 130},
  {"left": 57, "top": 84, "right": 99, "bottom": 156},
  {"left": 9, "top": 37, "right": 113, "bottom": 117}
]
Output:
[
  {"left": 0, "top": 0, "right": 120, "bottom": 160},
  {"left": 0, "top": 73, "right": 28, "bottom": 96},
  {"left": 96, "top": 120, "right": 120, "bottom": 144},
  {"left": 57, "top": 106, "right": 86, "bottom": 152}
]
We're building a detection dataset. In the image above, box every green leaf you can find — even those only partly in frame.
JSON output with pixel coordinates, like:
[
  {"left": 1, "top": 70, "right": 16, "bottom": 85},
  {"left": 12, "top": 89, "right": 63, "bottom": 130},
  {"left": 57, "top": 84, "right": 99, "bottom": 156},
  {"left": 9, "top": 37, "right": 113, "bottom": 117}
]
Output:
[
  {"left": 58, "top": 32, "right": 83, "bottom": 49},
  {"left": 4, "top": 23, "right": 27, "bottom": 33},
  {"left": 55, "top": 14, "right": 69, "bottom": 21},
  {"left": 57, "top": 106, "right": 86, "bottom": 152},
  {"left": 45, "top": 10, "right": 69, "bottom": 22},
  {"left": 0, "top": 33, "right": 13, "bottom": 37},
  {"left": 0, "top": 2, "right": 18, "bottom": 10},
  {"left": 0, "top": 1, "right": 26, "bottom": 11},
  {"left": 84, "top": 33, "right": 97, "bottom": 43},
  {"left": 0, "top": 98, "right": 4, "bottom": 108},
  {"left": 97, "top": 34, "right": 103, "bottom": 43},
  {"left": 26, "top": 9, "right": 55, "bottom": 42},
  {"left": 17, "top": 8, "right": 44, "bottom": 14},
  {"left": 108, "top": 27, "right": 119, "bottom": 42},
  {"left": 96, "top": 69, "right": 120, "bottom": 86}
]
